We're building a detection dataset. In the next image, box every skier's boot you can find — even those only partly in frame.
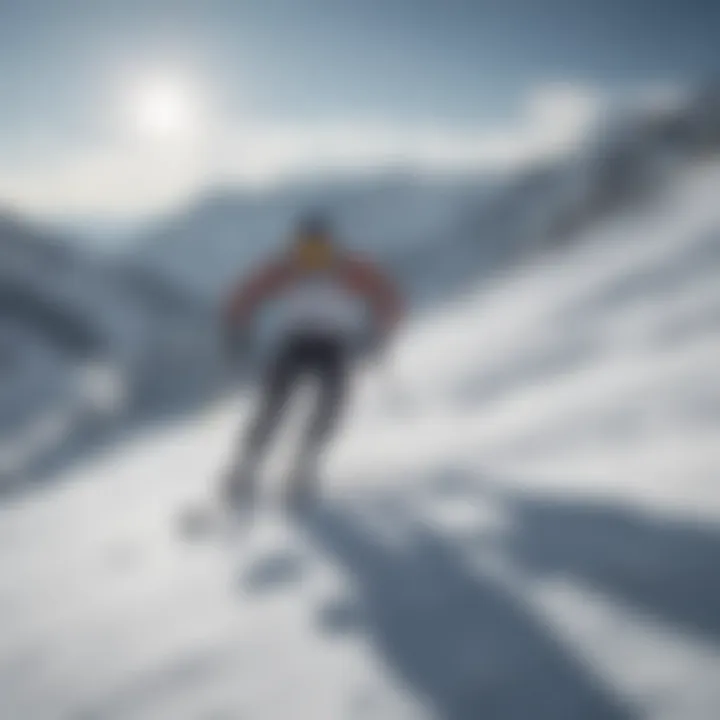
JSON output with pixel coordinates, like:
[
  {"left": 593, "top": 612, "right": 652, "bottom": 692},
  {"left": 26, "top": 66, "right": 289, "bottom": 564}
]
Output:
[
  {"left": 177, "top": 460, "right": 256, "bottom": 540},
  {"left": 220, "top": 454, "right": 258, "bottom": 515}
]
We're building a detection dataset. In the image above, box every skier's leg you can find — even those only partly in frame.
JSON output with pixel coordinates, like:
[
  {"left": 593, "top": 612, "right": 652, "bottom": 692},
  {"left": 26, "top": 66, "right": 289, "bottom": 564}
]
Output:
[
  {"left": 288, "top": 341, "right": 348, "bottom": 505},
  {"left": 307, "top": 348, "right": 346, "bottom": 448},
  {"left": 223, "top": 345, "right": 298, "bottom": 504}
]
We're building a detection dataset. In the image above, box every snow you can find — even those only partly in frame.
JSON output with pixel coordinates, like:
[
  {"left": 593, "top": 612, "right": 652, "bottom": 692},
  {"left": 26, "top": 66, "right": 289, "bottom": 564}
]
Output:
[
  {"left": 1, "top": 157, "right": 720, "bottom": 718},
  {"left": 0, "top": 213, "right": 221, "bottom": 480}
]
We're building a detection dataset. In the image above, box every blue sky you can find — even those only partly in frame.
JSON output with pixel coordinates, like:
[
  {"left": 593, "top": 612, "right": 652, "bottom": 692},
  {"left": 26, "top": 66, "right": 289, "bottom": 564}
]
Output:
[{"left": 0, "top": 0, "right": 718, "bottom": 224}]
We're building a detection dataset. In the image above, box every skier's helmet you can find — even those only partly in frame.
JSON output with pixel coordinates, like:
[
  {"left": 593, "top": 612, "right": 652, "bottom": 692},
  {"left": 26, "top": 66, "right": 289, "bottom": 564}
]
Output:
[{"left": 291, "top": 212, "right": 337, "bottom": 270}]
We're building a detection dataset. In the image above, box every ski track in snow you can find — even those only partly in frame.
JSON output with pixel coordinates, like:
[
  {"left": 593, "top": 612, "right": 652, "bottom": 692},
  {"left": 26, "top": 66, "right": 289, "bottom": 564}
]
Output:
[{"left": 1, "top": 163, "right": 720, "bottom": 719}]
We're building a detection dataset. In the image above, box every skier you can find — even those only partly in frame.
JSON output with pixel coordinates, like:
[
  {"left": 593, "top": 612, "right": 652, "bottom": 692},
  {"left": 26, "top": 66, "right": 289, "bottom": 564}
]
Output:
[{"left": 220, "top": 213, "right": 404, "bottom": 511}]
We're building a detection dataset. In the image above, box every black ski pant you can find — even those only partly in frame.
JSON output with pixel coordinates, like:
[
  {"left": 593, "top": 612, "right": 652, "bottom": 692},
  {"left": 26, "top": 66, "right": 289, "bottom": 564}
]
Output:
[{"left": 242, "top": 333, "right": 348, "bottom": 465}]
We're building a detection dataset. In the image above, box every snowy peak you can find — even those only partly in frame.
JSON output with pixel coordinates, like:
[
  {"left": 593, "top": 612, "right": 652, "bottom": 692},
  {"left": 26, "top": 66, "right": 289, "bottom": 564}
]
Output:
[{"left": 132, "top": 87, "right": 720, "bottom": 308}]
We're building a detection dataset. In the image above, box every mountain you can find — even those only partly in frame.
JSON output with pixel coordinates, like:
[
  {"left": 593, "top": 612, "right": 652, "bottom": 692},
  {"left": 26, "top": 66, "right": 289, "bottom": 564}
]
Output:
[
  {"left": 4, "top": 85, "right": 719, "bottom": 482},
  {"left": 133, "top": 86, "right": 720, "bottom": 313},
  {"left": 0, "top": 211, "right": 218, "bottom": 480},
  {"left": 134, "top": 169, "right": 498, "bottom": 301}
]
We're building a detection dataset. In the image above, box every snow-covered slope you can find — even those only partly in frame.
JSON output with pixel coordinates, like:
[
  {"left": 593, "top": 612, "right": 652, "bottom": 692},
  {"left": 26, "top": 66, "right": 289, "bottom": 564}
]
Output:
[
  {"left": 0, "top": 215, "right": 218, "bottom": 482},
  {"left": 1, "top": 155, "right": 718, "bottom": 719}
]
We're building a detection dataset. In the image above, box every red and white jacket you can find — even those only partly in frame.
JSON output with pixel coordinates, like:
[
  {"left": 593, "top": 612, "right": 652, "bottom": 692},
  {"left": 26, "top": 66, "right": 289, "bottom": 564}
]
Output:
[{"left": 224, "top": 253, "right": 403, "bottom": 341}]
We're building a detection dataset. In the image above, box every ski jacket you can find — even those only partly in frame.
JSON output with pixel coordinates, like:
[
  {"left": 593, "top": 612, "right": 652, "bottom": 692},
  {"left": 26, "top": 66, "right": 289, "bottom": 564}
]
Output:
[{"left": 225, "top": 253, "right": 403, "bottom": 341}]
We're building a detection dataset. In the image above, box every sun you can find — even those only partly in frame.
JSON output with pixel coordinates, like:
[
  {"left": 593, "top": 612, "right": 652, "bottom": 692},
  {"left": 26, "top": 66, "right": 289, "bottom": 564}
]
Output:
[{"left": 129, "top": 75, "right": 199, "bottom": 140}]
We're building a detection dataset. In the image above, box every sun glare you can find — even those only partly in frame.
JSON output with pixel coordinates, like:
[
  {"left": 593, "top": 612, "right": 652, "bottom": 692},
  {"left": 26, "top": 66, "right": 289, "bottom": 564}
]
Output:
[{"left": 129, "top": 76, "right": 199, "bottom": 140}]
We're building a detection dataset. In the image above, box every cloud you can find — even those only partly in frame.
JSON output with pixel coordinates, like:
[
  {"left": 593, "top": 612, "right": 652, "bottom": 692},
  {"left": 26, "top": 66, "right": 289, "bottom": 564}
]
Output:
[{"left": 0, "top": 82, "right": 605, "bottom": 223}]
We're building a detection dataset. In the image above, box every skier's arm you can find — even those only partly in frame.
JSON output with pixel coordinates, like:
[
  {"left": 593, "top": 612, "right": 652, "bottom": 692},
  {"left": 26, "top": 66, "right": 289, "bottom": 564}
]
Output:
[
  {"left": 224, "top": 259, "right": 293, "bottom": 327},
  {"left": 342, "top": 256, "right": 404, "bottom": 335}
]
